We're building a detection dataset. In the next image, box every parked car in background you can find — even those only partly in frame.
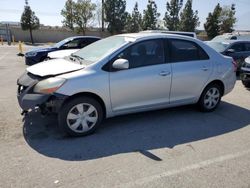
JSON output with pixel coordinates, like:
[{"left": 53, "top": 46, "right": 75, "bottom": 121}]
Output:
[
  {"left": 24, "top": 36, "right": 100, "bottom": 65},
  {"left": 240, "top": 56, "right": 250, "bottom": 88},
  {"left": 206, "top": 40, "right": 250, "bottom": 72},
  {"left": 47, "top": 49, "right": 79, "bottom": 60},
  {"left": 17, "top": 33, "right": 236, "bottom": 136},
  {"left": 211, "top": 33, "right": 250, "bottom": 42}
]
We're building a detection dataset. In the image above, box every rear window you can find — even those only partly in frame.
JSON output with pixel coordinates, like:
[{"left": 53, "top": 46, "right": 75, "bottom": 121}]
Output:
[{"left": 169, "top": 39, "right": 209, "bottom": 62}]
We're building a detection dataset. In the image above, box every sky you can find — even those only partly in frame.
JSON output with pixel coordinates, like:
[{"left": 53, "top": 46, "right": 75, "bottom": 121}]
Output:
[{"left": 0, "top": 0, "right": 250, "bottom": 30}]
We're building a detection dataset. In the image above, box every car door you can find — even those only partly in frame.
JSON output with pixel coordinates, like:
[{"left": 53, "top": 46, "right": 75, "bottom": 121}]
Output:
[
  {"left": 109, "top": 39, "right": 172, "bottom": 113},
  {"left": 168, "top": 39, "right": 212, "bottom": 104}
]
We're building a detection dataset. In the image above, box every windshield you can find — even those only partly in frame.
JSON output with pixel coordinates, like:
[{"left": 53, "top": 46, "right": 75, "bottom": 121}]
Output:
[
  {"left": 54, "top": 37, "right": 73, "bottom": 48},
  {"left": 206, "top": 41, "right": 230, "bottom": 53},
  {"left": 72, "top": 36, "right": 129, "bottom": 64}
]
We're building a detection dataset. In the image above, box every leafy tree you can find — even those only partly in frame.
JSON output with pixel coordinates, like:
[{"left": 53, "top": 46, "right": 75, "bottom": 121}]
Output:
[
  {"left": 125, "top": 14, "right": 133, "bottom": 33},
  {"left": 164, "top": 0, "right": 183, "bottom": 31},
  {"left": 142, "top": 0, "right": 160, "bottom": 30},
  {"left": 126, "top": 2, "right": 142, "bottom": 33},
  {"left": 61, "top": 0, "right": 75, "bottom": 31},
  {"left": 94, "top": 1, "right": 102, "bottom": 29},
  {"left": 204, "top": 3, "right": 222, "bottom": 39},
  {"left": 219, "top": 4, "right": 236, "bottom": 33},
  {"left": 104, "top": 0, "right": 127, "bottom": 34},
  {"left": 179, "top": 0, "right": 199, "bottom": 32},
  {"left": 74, "top": 0, "right": 96, "bottom": 35},
  {"left": 20, "top": 0, "right": 40, "bottom": 44}
]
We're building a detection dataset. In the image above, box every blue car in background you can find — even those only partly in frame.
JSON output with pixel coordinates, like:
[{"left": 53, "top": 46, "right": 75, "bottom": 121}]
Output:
[
  {"left": 24, "top": 36, "right": 100, "bottom": 65},
  {"left": 206, "top": 40, "right": 250, "bottom": 72}
]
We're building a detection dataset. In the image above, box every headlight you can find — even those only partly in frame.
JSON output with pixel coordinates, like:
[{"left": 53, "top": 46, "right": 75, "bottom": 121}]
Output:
[
  {"left": 25, "top": 52, "right": 37, "bottom": 57},
  {"left": 33, "top": 77, "right": 66, "bottom": 94}
]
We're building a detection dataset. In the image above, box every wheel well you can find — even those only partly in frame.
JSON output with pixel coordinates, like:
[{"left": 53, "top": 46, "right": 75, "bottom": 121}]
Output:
[
  {"left": 205, "top": 80, "right": 225, "bottom": 95},
  {"left": 62, "top": 92, "right": 107, "bottom": 118}
]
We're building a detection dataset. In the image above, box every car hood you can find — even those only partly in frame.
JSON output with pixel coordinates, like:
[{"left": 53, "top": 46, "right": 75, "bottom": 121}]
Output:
[
  {"left": 48, "top": 49, "right": 79, "bottom": 59},
  {"left": 26, "top": 58, "right": 84, "bottom": 77},
  {"left": 26, "top": 46, "right": 57, "bottom": 54}
]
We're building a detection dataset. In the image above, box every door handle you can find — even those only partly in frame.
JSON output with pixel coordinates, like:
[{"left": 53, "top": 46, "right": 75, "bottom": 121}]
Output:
[
  {"left": 201, "top": 66, "right": 209, "bottom": 71},
  {"left": 159, "top": 71, "right": 170, "bottom": 76}
]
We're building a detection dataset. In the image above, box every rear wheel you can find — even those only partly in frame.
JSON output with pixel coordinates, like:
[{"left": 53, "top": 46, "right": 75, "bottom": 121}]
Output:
[
  {"left": 198, "top": 84, "right": 222, "bottom": 112},
  {"left": 58, "top": 97, "right": 103, "bottom": 136}
]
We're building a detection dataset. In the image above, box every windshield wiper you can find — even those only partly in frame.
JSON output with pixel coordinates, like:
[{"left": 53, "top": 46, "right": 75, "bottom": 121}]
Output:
[{"left": 70, "top": 54, "right": 84, "bottom": 64}]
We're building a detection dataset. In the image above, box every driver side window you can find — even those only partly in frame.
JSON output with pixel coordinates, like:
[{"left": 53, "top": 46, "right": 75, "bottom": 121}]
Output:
[
  {"left": 115, "top": 39, "right": 165, "bottom": 69},
  {"left": 63, "top": 39, "right": 80, "bottom": 49}
]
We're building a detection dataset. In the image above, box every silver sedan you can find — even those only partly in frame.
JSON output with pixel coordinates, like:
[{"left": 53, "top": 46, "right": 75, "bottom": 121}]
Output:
[{"left": 17, "top": 33, "right": 236, "bottom": 136}]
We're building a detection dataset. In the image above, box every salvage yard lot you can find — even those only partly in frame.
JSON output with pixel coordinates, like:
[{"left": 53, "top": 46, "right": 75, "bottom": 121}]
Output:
[{"left": 0, "top": 45, "right": 250, "bottom": 188}]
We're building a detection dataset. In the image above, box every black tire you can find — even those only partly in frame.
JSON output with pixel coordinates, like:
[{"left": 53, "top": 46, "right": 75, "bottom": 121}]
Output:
[
  {"left": 58, "top": 97, "right": 103, "bottom": 137},
  {"left": 242, "top": 80, "right": 250, "bottom": 88},
  {"left": 198, "top": 84, "right": 222, "bottom": 112}
]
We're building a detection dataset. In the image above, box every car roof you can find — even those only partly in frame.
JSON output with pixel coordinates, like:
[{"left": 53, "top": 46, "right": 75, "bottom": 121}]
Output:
[
  {"left": 67, "top": 36, "right": 101, "bottom": 40},
  {"left": 140, "top": 30, "right": 196, "bottom": 37},
  {"left": 117, "top": 32, "right": 195, "bottom": 42}
]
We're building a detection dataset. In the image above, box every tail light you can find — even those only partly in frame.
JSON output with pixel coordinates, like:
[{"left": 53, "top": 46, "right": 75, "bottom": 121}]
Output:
[{"left": 232, "top": 60, "right": 237, "bottom": 72}]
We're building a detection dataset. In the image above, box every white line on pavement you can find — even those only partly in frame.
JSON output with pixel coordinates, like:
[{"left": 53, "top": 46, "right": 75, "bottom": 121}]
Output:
[{"left": 123, "top": 149, "right": 250, "bottom": 187}]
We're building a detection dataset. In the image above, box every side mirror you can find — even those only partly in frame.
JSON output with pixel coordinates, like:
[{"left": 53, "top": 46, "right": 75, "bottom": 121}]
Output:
[{"left": 112, "top": 59, "right": 129, "bottom": 70}]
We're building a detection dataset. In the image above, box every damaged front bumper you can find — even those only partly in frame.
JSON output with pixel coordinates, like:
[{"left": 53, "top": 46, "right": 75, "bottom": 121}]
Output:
[{"left": 17, "top": 72, "right": 67, "bottom": 113}]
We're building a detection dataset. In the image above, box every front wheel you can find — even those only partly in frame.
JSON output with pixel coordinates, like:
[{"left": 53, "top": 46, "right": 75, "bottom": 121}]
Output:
[
  {"left": 198, "top": 84, "right": 222, "bottom": 112},
  {"left": 58, "top": 97, "right": 103, "bottom": 136}
]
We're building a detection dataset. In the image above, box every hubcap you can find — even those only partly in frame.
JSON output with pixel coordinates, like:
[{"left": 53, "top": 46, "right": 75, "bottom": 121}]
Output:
[
  {"left": 204, "top": 87, "right": 220, "bottom": 109},
  {"left": 66, "top": 103, "right": 98, "bottom": 133}
]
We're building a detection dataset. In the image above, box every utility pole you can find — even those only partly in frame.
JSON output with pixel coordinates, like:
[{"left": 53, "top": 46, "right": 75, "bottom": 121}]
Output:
[
  {"left": 101, "top": 0, "right": 104, "bottom": 31},
  {"left": 5, "top": 24, "right": 11, "bottom": 45}
]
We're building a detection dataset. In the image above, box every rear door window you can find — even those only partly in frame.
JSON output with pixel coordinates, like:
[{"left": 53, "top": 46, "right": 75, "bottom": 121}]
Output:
[{"left": 169, "top": 39, "right": 209, "bottom": 62}]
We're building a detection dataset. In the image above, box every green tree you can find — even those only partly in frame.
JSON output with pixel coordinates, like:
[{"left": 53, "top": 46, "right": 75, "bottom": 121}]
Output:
[
  {"left": 126, "top": 2, "right": 142, "bottom": 33},
  {"left": 204, "top": 3, "right": 222, "bottom": 39},
  {"left": 179, "top": 0, "right": 199, "bottom": 32},
  {"left": 20, "top": 0, "right": 40, "bottom": 44},
  {"left": 61, "top": 0, "right": 75, "bottom": 31},
  {"left": 74, "top": 0, "right": 96, "bottom": 35},
  {"left": 219, "top": 4, "right": 236, "bottom": 33},
  {"left": 125, "top": 14, "right": 133, "bottom": 33},
  {"left": 142, "top": 0, "right": 160, "bottom": 30},
  {"left": 104, "top": 0, "right": 127, "bottom": 34},
  {"left": 164, "top": 0, "right": 183, "bottom": 31}
]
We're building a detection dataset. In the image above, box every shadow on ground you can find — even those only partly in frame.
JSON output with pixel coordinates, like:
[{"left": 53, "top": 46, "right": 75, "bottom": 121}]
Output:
[{"left": 23, "top": 101, "right": 250, "bottom": 161}]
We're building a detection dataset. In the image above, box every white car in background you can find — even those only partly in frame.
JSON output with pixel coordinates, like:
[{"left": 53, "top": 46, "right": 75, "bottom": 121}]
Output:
[{"left": 47, "top": 49, "right": 79, "bottom": 59}]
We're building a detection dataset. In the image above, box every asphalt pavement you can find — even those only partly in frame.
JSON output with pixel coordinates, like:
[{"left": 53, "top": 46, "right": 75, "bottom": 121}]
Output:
[{"left": 0, "top": 45, "right": 250, "bottom": 188}]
